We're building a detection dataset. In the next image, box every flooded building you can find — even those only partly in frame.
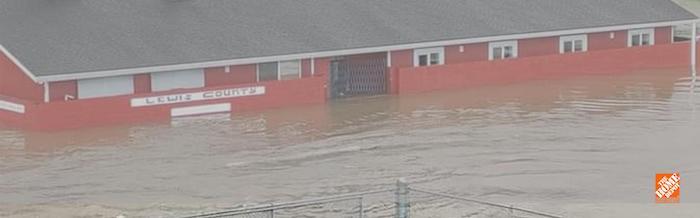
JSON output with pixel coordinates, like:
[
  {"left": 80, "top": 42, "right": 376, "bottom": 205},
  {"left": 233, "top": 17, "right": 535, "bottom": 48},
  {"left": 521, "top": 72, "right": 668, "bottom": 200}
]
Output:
[{"left": 0, "top": 0, "right": 698, "bottom": 130}]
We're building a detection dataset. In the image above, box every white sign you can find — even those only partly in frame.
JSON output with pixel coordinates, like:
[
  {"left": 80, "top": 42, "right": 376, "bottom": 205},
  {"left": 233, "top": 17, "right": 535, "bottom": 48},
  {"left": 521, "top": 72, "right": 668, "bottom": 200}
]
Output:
[
  {"left": 171, "top": 103, "right": 231, "bottom": 117},
  {"left": 0, "top": 99, "right": 25, "bottom": 114},
  {"left": 131, "top": 86, "right": 265, "bottom": 107}
]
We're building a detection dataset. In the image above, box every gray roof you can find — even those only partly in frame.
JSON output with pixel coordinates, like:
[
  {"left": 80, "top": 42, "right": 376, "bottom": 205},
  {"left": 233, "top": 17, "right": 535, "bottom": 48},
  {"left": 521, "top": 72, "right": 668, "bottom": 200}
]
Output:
[{"left": 0, "top": 0, "right": 696, "bottom": 78}]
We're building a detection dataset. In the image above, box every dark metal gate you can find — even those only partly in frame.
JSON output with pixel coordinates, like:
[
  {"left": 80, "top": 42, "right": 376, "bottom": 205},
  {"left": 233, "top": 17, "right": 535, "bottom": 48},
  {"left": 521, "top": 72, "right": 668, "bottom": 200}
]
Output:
[{"left": 329, "top": 56, "right": 388, "bottom": 98}]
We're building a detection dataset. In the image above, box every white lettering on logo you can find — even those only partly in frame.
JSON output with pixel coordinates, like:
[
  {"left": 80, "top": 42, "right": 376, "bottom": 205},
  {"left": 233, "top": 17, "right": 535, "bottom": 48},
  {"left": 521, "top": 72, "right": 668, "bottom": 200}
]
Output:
[{"left": 131, "top": 86, "right": 265, "bottom": 107}]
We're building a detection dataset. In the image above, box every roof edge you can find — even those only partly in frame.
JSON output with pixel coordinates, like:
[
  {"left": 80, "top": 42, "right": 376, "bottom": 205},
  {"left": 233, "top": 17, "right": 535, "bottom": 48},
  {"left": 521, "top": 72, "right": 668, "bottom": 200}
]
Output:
[
  {"left": 0, "top": 44, "right": 40, "bottom": 84},
  {"left": 36, "top": 18, "right": 700, "bottom": 83}
]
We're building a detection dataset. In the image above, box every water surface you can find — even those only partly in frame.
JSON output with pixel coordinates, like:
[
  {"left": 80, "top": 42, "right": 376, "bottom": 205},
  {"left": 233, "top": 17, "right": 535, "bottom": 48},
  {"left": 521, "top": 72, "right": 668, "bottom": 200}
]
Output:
[{"left": 1, "top": 69, "right": 699, "bottom": 217}]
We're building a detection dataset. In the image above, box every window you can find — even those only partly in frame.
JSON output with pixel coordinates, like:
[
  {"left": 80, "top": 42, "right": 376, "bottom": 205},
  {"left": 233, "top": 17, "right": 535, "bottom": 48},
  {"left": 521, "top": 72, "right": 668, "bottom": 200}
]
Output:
[
  {"left": 279, "top": 60, "right": 301, "bottom": 80},
  {"left": 151, "top": 69, "right": 205, "bottom": 92},
  {"left": 672, "top": 24, "right": 692, "bottom": 43},
  {"left": 257, "top": 62, "right": 279, "bottom": 82},
  {"left": 489, "top": 41, "right": 518, "bottom": 60},
  {"left": 560, "top": 35, "right": 588, "bottom": 53},
  {"left": 414, "top": 47, "right": 445, "bottom": 67},
  {"left": 628, "top": 29, "right": 655, "bottom": 47},
  {"left": 77, "top": 75, "right": 134, "bottom": 99},
  {"left": 257, "top": 60, "right": 301, "bottom": 82}
]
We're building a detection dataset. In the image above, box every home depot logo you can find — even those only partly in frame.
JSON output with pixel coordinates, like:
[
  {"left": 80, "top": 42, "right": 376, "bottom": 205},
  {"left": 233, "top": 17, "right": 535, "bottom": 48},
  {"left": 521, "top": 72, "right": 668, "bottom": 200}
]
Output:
[{"left": 655, "top": 173, "right": 680, "bottom": 203}]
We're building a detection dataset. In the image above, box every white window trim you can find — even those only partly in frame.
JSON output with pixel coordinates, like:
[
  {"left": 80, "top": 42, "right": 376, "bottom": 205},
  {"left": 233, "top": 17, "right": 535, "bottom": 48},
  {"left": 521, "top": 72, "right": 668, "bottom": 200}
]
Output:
[
  {"left": 628, "top": 28, "right": 655, "bottom": 47},
  {"left": 257, "top": 60, "right": 302, "bottom": 82},
  {"left": 413, "top": 47, "right": 445, "bottom": 67},
  {"left": 488, "top": 40, "right": 518, "bottom": 61},
  {"left": 559, "top": 34, "right": 588, "bottom": 53}
]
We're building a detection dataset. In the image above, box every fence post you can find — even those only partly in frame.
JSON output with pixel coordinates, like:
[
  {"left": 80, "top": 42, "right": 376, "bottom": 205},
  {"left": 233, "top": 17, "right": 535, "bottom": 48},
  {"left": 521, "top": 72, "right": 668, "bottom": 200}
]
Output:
[
  {"left": 395, "top": 178, "right": 409, "bottom": 218},
  {"left": 359, "top": 196, "right": 364, "bottom": 218}
]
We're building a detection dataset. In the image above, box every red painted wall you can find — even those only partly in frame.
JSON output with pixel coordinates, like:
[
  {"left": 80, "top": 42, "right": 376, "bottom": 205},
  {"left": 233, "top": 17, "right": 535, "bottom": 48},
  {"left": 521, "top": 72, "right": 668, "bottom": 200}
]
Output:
[
  {"left": 389, "top": 49, "right": 414, "bottom": 94},
  {"left": 397, "top": 43, "right": 694, "bottom": 94},
  {"left": 0, "top": 52, "right": 43, "bottom": 102},
  {"left": 589, "top": 30, "right": 628, "bottom": 51},
  {"left": 204, "top": 64, "right": 257, "bottom": 87},
  {"left": 519, "top": 37, "right": 559, "bottom": 57},
  {"left": 656, "top": 26, "right": 673, "bottom": 45},
  {"left": 391, "top": 49, "right": 413, "bottom": 68},
  {"left": 11, "top": 75, "right": 328, "bottom": 130},
  {"left": 301, "top": 59, "right": 312, "bottom": 78},
  {"left": 134, "top": 74, "right": 151, "bottom": 94},
  {"left": 445, "top": 43, "right": 488, "bottom": 64},
  {"left": 314, "top": 57, "right": 331, "bottom": 76},
  {"left": 48, "top": 80, "right": 77, "bottom": 102}
]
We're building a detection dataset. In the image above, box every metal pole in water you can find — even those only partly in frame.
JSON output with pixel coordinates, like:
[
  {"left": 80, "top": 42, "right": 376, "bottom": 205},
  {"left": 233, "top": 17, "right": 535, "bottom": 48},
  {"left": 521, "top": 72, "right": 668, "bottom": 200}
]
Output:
[
  {"left": 395, "top": 178, "right": 409, "bottom": 218},
  {"left": 692, "top": 21, "right": 697, "bottom": 78},
  {"left": 359, "top": 196, "right": 364, "bottom": 218}
]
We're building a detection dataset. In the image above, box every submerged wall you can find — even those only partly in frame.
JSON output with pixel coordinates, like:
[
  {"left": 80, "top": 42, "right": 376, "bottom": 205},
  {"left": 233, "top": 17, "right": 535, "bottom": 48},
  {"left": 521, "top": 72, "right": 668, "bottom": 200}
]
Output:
[
  {"left": 1, "top": 75, "right": 327, "bottom": 130},
  {"left": 395, "top": 43, "right": 694, "bottom": 94}
]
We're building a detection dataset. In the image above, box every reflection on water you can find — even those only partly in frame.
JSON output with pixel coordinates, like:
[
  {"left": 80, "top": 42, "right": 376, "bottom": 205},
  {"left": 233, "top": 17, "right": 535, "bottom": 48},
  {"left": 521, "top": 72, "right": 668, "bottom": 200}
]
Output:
[{"left": 1, "top": 69, "right": 699, "bottom": 217}]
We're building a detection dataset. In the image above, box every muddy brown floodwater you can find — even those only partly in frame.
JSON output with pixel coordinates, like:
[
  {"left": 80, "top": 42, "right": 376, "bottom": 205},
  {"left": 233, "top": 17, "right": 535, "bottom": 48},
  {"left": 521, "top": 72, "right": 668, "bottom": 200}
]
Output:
[{"left": 1, "top": 69, "right": 700, "bottom": 218}]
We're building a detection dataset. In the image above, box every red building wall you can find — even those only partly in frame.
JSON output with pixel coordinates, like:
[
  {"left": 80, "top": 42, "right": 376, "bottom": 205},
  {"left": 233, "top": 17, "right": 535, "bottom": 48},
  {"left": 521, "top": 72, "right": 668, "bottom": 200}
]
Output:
[
  {"left": 389, "top": 49, "right": 413, "bottom": 94},
  {"left": 0, "top": 52, "right": 43, "bottom": 102},
  {"left": 204, "top": 64, "right": 257, "bottom": 87},
  {"left": 314, "top": 57, "right": 331, "bottom": 76},
  {"left": 589, "top": 30, "right": 628, "bottom": 51},
  {"left": 134, "top": 74, "right": 151, "bottom": 94},
  {"left": 25, "top": 75, "right": 328, "bottom": 130},
  {"left": 301, "top": 59, "right": 312, "bottom": 78},
  {"left": 519, "top": 37, "right": 559, "bottom": 57},
  {"left": 48, "top": 80, "right": 77, "bottom": 102},
  {"left": 390, "top": 49, "right": 413, "bottom": 68},
  {"left": 397, "top": 43, "right": 693, "bottom": 94},
  {"left": 445, "top": 43, "right": 488, "bottom": 64},
  {"left": 656, "top": 26, "right": 673, "bottom": 45}
]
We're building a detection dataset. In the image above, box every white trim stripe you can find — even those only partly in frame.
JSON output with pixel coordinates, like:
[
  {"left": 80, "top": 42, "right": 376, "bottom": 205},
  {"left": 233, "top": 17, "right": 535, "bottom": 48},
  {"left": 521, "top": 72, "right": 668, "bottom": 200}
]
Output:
[
  {"left": 0, "top": 99, "right": 25, "bottom": 114},
  {"left": 28, "top": 19, "right": 700, "bottom": 82},
  {"left": 171, "top": 103, "right": 231, "bottom": 117}
]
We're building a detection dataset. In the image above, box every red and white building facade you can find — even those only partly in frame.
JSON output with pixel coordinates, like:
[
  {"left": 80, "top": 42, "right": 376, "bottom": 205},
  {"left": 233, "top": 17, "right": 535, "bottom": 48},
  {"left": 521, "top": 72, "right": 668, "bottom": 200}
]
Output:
[{"left": 1, "top": 19, "right": 699, "bottom": 130}]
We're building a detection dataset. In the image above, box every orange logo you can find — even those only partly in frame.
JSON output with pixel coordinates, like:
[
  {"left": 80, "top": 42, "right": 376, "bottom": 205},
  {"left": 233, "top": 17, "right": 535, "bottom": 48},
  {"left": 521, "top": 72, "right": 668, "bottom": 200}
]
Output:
[{"left": 655, "top": 173, "right": 680, "bottom": 203}]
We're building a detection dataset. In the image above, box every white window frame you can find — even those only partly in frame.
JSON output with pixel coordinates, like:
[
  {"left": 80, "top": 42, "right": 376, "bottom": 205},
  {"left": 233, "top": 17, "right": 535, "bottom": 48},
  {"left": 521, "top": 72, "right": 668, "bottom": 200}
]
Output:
[
  {"left": 256, "top": 60, "right": 301, "bottom": 82},
  {"left": 628, "top": 28, "right": 655, "bottom": 47},
  {"left": 559, "top": 34, "right": 588, "bottom": 53},
  {"left": 488, "top": 41, "right": 518, "bottom": 60},
  {"left": 413, "top": 47, "right": 445, "bottom": 67}
]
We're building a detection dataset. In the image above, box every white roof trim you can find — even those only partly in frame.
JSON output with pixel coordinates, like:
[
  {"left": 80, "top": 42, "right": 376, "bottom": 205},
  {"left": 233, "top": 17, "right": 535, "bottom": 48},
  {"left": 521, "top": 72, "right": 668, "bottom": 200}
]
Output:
[
  {"left": 0, "top": 44, "right": 40, "bottom": 84},
  {"left": 35, "top": 19, "right": 699, "bottom": 82}
]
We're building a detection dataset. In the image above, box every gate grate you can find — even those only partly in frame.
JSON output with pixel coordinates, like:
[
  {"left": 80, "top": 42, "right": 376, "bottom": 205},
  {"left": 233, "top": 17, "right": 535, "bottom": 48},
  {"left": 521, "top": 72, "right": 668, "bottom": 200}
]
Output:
[{"left": 330, "top": 57, "right": 388, "bottom": 98}]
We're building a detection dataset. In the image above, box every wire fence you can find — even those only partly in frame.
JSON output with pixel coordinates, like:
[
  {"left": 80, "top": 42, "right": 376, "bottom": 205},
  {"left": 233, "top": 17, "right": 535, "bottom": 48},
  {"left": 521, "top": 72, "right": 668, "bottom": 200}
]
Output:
[{"left": 183, "top": 179, "right": 563, "bottom": 218}]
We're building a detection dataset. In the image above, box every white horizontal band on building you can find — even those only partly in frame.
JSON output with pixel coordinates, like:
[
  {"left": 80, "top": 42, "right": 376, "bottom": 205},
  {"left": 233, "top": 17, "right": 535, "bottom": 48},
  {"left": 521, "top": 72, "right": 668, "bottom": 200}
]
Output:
[
  {"left": 130, "top": 86, "right": 265, "bottom": 107},
  {"left": 0, "top": 99, "right": 25, "bottom": 114},
  {"left": 171, "top": 103, "right": 232, "bottom": 117}
]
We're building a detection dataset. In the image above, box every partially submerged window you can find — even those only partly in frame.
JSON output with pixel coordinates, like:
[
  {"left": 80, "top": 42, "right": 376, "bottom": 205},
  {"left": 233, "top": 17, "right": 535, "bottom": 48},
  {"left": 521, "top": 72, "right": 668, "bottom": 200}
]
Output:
[
  {"left": 673, "top": 24, "right": 693, "bottom": 43},
  {"left": 257, "top": 60, "right": 301, "bottom": 82},
  {"left": 414, "top": 47, "right": 445, "bottom": 67},
  {"left": 257, "top": 62, "right": 279, "bottom": 82},
  {"left": 489, "top": 41, "right": 518, "bottom": 60},
  {"left": 628, "top": 29, "right": 655, "bottom": 47},
  {"left": 77, "top": 75, "right": 134, "bottom": 99},
  {"left": 560, "top": 35, "right": 588, "bottom": 53},
  {"left": 151, "top": 69, "right": 205, "bottom": 92},
  {"left": 279, "top": 60, "right": 301, "bottom": 80}
]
